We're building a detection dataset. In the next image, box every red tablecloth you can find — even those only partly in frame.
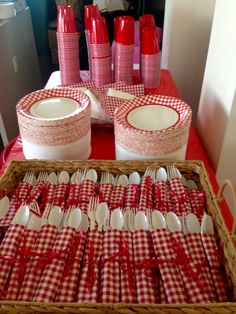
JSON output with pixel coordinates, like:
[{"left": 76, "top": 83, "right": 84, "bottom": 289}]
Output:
[{"left": 0, "top": 70, "right": 232, "bottom": 230}]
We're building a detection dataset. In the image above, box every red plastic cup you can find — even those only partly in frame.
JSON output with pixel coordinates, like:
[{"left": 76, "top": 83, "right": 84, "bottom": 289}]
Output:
[
  {"left": 84, "top": 4, "right": 100, "bottom": 30},
  {"left": 57, "top": 6, "right": 77, "bottom": 33},
  {"left": 141, "top": 26, "right": 160, "bottom": 55},
  {"left": 90, "top": 17, "right": 109, "bottom": 44},
  {"left": 114, "top": 16, "right": 134, "bottom": 45},
  {"left": 140, "top": 14, "right": 155, "bottom": 37}
]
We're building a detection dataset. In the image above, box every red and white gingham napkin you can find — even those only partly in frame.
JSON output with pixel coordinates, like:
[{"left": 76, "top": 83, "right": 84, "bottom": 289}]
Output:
[
  {"left": 5, "top": 229, "right": 38, "bottom": 301},
  {"left": 152, "top": 228, "right": 187, "bottom": 304},
  {"left": 153, "top": 181, "right": 168, "bottom": 213},
  {"left": 100, "top": 229, "right": 120, "bottom": 303},
  {"left": 25, "top": 181, "right": 45, "bottom": 206},
  {"left": 65, "top": 183, "right": 81, "bottom": 209},
  {"left": 39, "top": 182, "right": 56, "bottom": 212},
  {"left": 167, "top": 177, "right": 191, "bottom": 216},
  {"left": 186, "top": 233, "right": 216, "bottom": 302},
  {"left": 52, "top": 183, "right": 69, "bottom": 208},
  {"left": 98, "top": 183, "right": 113, "bottom": 204},
  {"left": 159, "top": 277, "right": 168, "bottom": 303},
  {"left": 109, "top": 185, "right": 126, "bottom": 211},
  {"left": 133, "top": 230, "right": 158, "bottom": 303},
  {"left": 201, "top": 233, "right": 228, "bottom": 302},
  {"left": 18, "top": 224, "right": 58, "bottom": 301},
  {"left": 55, "top": 231, "right": 87, "bottom": 302},
  {"left": 76, "top": 230, "right": 102, "bottom": 303},
  {"left": 171, "top": 231, "right": 214, "bottom": 303},
  {"left": 78, "top": 180, "right": 97, "bottom": 213},
  {"left": 33, "top": 226, "right": 76, "bottom": 302},
  {"left": 0, "top": 224, "right": 25, "bottom": 299},
  {"left": 139, "top": 176, "right": 153, "bottom": 212},
  {"left": 125, "top": 184, "right": 140, "bottom": 208},
  {"left": 100, "top": 96, "right": 126, "bottom": 120},
  {"left": 120, "top": 230, "right": 137, "bottom": 303},
  {"left": 187, "top": 189, "right": 206, "bottom": 222}
]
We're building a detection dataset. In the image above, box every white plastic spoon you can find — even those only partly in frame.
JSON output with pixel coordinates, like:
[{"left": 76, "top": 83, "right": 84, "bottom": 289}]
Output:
[
  {"left": 48, "top": 206, "right": 63, "bottom": 227},
  {"left": 79, "top": 213, "right": 89, "bottom": 232},
  {"left": 27, "top": 213, "right": 41, "bottom": 231},
  {"left": 0, "top": 196, "right": 9, "bottom": 219},
  {"left": 201, "top": 213, "right": 214, "bottom": 234},
  {"left": 166, "top": 212, "right": 182, "bottom": 232},
  {"left": 156, "top": 167, "right": 167, "bottom": 182},
  {"left": 67, "top": 207, "right": 82, "bottom": 229},
  {"left": 12, "top": 204, "right": 30, "bottom": 226},
  {"left": 134, "top": 211, "right": 149, "bottom": 231},
  {"left": 152, "top": 210, "right": 166, "bottom": 230},
  {"left": 129, "top": 172, "right": 141, "bottom": 184},
  {"left": 47, "top": 172, "right": 57, "bottom": 184},
  {"left": 110, "top": 208, "right": 124, "bottom": 230},
  {"left": 95, "top": 202, "right": 109, "bottom": 231},
  {"left": 58, "top": 171, "right": 70, "bottom": 184},
  {"left": 186, "top": 213, "right": 201, "bottom": 233},
  {"left": 85, "top": 169, "right": 98, "bottom": 183},
  {"left": 117, "top": 174, "right": 129, "bottom": 186}
]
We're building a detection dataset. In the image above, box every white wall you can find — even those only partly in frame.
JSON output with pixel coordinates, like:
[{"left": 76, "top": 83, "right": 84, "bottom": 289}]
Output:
[
  {"left": 196, "top": 0, "right": 236, "bottom": 171},
  {"left": 161, "top": 0, "right": 215, "bottom": 122}
]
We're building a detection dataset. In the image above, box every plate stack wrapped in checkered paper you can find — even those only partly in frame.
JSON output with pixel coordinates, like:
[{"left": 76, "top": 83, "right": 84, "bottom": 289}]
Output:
[
  {"left": 114, "top": 94, "right": 192, "bottom": 160},
  {"left": 16, "top": 88, "right": 91, "bottom": 160}
]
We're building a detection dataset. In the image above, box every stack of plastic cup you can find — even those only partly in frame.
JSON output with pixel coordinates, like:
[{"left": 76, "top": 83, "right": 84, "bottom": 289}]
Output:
[
  {"left": 140, "top": 14, "right": 155, "bottom": 38},
  {"left": 84, "top": 4, "right": 100, "bottom": 77},
  {"left": 114, "top": 16, "right": 134, "bottom": 84},
  {"left": 57, "top": 6, "right": 80, "bottom": 85},
  {"left": 141, "top": 26, "right": 161, "bottom": 88},
  {"left": 89, "top": 16, "right": 112, "bottom": 86}
]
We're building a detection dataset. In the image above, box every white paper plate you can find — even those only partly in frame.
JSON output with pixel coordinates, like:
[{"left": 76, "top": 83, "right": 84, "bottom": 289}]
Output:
[
  {"left": 29, "top": 97, "right": 80, "bottom": 120},
  {"left": 126, "top": 104, "right": 179, "bottom": 131}
]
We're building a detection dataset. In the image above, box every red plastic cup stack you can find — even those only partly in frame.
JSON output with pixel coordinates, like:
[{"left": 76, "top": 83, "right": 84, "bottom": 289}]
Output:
[
  {"left": 140, "top": 14, "right": 155, "bottom": 39},
  {"left": 141, "top": 25, "right": 161, "bottom": 88},
  {"left": 84, "top": 4, "right": 100, "bottom": 77},
  {"left": 114, "top": 16, "right": 134, "bottom": 84},
  {"left": 57, "top": 6, "right": 80, "bottom": 85},
  {"left": 89, "top": 16, "right": 112, "bottom": 86}
]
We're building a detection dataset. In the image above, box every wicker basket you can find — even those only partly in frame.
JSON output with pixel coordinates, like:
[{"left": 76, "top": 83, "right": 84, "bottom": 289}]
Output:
[{"left": 0, "top": 159, "right": 236, "bottom": 314}]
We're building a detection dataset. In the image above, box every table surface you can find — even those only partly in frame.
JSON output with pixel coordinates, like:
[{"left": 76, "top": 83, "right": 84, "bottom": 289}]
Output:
[{"left": 0, "top": 69, "right": 233, "bottom": 230}]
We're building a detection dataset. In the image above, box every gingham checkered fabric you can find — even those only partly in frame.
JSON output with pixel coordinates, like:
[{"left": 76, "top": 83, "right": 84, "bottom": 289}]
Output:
[
  {"left": 52, "top": 183, "right": 68, "bottom": 208},
  {"left": 55, "top": 231, "right": 86, "bottom": 302},
  {"left": 78, "top": 180, "right": 96, "bottom": 213},
  {"left": 33, "top": 226, "right": 76, "bottom": 302},
  {"left": 65, "top": 184, "right": 81, "bottom": 209},
  {"left": 110, "top": 185, "right": 126, "bottom": 210},
  {"left": 63, "top": 80, "right": 96, "bottom": 90},
  {"left": 100, "top": 229, "right": 121, "bottom": 303},
  {"left": 0, "top": 182, "right": 31, "bottom": 227},
  {"left": 139, "top": 176, "right": 153, "bottom": 211},
  {"left": 159, "top": 277, "right": 168, "bottom": 304},
  {"left": 201, "top": 233, "right": 228, "bottom": 302},
  {"left": 167, "top": 177, "right": 191, "bottom": 216},
  {"left": 0, "top": 224, "right": 25, "bottom": 299},
  {"left": 125, "top": 184, "right": 140, "bottom": 208},
  {"left": 77, "top": 230, "right": 102, "bottom": 303},
  {"left": 5, "top": 229, "right": 38, "bottom": 301},
  {"left": 153, "top": 181, "right": 168, "bottom": 212},
  {"left": 133, "top": 230, "right": 158, "bottom": 303},
  {"left": 101, "top": 95, "right": 126, "bottom": 120},
  {"left": 26, "top": 181, "right": 45, "bottom": 205},
  {"left": 120, "top": 230, "right": 137, "bottom": 303},
  {"left": 187, "top": 189, "right": 206, "bottom": 222},
  {"left": 98, "top": 183, "right": 113, "bottom": 204},
  {"left": 171, "top": 231, "right": 213, "bottom": 303},
  {"left": 40, "top": 182, "right": 56, "bottom": 211},
  {"left": 152, "top": 229, "right": 187, "bottom": 304},
  {"left": 186, "top": 233, "right": 216, "bottom": 302},
  {"left": 18, "top": 224, "right": 58, "bottom": 301}
]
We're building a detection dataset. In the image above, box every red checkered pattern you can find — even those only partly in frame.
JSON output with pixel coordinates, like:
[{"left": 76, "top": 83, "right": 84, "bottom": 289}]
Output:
[
  {"left": 18, "top": 224, "right": 58, "bottom": 301},
  {"left": 167, "top": 177, "right": 191, "bottom": 216},
  {"left": 201, "top": 233, "right": 228, "bottom": 302},
  {"left": 40, "top": 182, "right": 56, "bottom": 211},
  {"left": 120, "top": 230, "right": 137, "bottom": 303},
  {"left": 63, "top": 80, "right": 96, "bottom": 89},
  {"left": 55, "top": 231, "right": 86, "bottom": 302},
  {"left": 0, "top": 224, "right": 25, "bottom": 299},
  {"left": 52, "top": 183, "right": 68, "bottom": 208},
  {"left": 159, "top": 278, "right": 168, "bottom": 304},
  {"left": 139, "top": 176, "right": 153, "bottom": 211},
  {"left": 101, "top": 95, "right": 126, "bottom": 120},
  {"left": 171, "top": 231, "right": 213, "bottom": 303},
  {"left": 100, "top": 229, "right": 121, "bottom": 303},
  {"left": 125, "top": 184, "right": 140, "bottom": 208},
  {"left": 133, "top": 230, "right": 158, "bottom": 303},
  {"left": 65, "top": 183, "right": 81, "bottom": 209},
  {"left": 5, "top": 229, "right": 38, "bottom": 301},
  {"left": 186, "top": 233, "right": 216, "bottom": 302},
  {"left": 78, "top": 180, "right": 97, "bottom": 213},
  {"left": 95, "top": 81, "right": 127, "bottom": 94},
  {"left": 76, "top": 230, "right": 102, "bottom": 303},
  {"left": 153, "top": 181, "right": 168, "bottom": 212},
  {"left": 109, "top": 185, "right": 126, "bottom": 210},
  {"left": 33, "top": 226, "right": 76, "bottom": 302},
  {"left": 26, "top": 181, "right": 45, "bottom": 205},
  {"left": 187, "top": 189, "right": 206, "bottom": 222},
  {"left": 152, "top": 229, "right": 187, "bottom": 304},
  {"left": 98, "top": 183, "right": 113, "bottom": 204}
]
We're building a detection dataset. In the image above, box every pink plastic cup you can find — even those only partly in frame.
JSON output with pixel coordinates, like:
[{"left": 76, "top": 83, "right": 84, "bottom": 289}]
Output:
[
  {"left": 141, "top": 26, "right": 160, "bottom": 55},
  {"left": 57, "top": 6, "right": 77, "bottom": 33},
  {"left": 114, "top": 16, "right": 134, "bottom": 45},
  {"left": 84, "top": 4, "right": 100, "bottom": 31},
  {"left": 90, "top": 17, "right": 109, "bottom": 44},
  {"left": 140, "top": 14, "right": 155, "bottom": 37}
]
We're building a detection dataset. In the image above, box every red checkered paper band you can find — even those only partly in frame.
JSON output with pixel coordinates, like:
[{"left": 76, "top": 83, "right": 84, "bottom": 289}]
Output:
[
  {"left": 55, "top": 231, "right": 86, "bottom": 302},
  {"left": 109, "top": 185, "right": 126, "bottom": 210},
  {"left": 187, "top": 189, "right": 205, "bottom": 222},
  {"left": 52, "top": 183, "right": 68, "bottom": 207},
  {"left": 26, "top": 181, "right": 45, "bottom": 205},
  {"left": 76, "top": 230, "right": 102, "bottom": 303},
  {"left": 65, "top": 184, "right": 81, "bottom": 208},
  {"left": 18, "top": 224, "right": 58, "bottom": 301},
  {"left": 98, "top": 183, "right": 113, "bottom": 204},
  {"left": 125, "top": 184, "right": 140, "bottom": 208},
  {"left": 33, "top": 226, "right": 76, "bottom": 302},
  {"left": 0, "top": 224, "right": 25, "bottom": 299},
  {"left": 78, "top": 180, "right": 96, "bottom": 212},
  {"left": 139, "top": 176, "right": 153, "bottom": 211},
  {"left": 153, "top": 181, "right": 168, "bottom": 212},
  {"left": 133, "top": 230, "right": 158, "bottom": 303},
  {"left": 39, "top": 182, "right": 56, "bottom": 212},
  {"left": 5, "top": 229, "right": 38, "bottom": 301}
]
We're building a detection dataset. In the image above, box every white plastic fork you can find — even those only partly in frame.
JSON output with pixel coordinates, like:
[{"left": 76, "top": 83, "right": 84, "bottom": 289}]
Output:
[
  {"left": 41, "top": 204, "right": 51, "bottom": 225},
  {"left": 23, "top": 171, "right": 36, "bottom": 185},
  {"left": 87, "top": 196, "right": 98, "bottom": 230},
  {"left": 37, "top": 172, "right": 48, "bottom": 182},
  {"left": 144, "top": 167, "right": 156, "bottom": 180},
  {"left": 29, "top": 202, "right": 41, "bottom": 216}
]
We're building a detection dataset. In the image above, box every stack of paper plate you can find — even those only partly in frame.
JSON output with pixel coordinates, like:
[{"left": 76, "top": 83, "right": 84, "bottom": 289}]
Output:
[
  {"left": 114, "top": 95, "right": 192, "bottom": 160},
  {"left": 16, "top": 88, "right": 91, "bottom": 160}
]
